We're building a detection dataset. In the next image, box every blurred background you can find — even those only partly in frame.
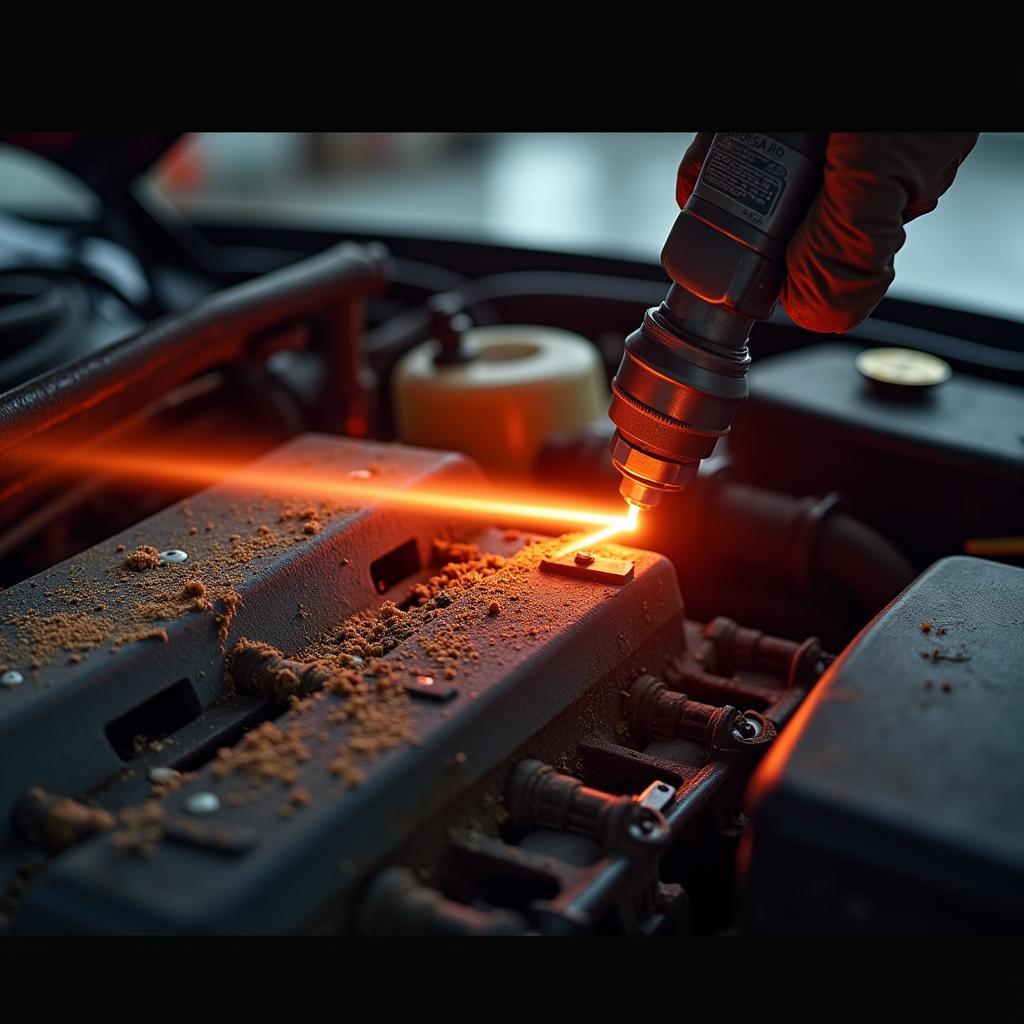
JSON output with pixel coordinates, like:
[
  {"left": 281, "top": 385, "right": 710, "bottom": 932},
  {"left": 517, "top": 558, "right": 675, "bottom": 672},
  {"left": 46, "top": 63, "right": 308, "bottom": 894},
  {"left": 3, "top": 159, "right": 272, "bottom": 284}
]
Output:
[{"left": 1, "top": 131, "right": 1021, "bottom": 322}]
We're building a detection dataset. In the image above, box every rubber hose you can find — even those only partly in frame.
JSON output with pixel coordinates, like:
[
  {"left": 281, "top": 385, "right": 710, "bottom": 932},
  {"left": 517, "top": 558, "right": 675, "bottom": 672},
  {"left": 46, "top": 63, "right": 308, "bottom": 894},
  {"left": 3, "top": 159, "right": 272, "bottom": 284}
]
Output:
[{"left": 706, "top": 477, "right": 915, "bottom": 612}]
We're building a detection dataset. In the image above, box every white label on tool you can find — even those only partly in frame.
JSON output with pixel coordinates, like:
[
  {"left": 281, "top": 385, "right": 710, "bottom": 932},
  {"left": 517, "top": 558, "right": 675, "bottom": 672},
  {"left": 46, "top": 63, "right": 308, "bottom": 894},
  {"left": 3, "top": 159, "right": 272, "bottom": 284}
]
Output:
[{"left": 694, "top": 133, "right": 807, "bottom": 236}]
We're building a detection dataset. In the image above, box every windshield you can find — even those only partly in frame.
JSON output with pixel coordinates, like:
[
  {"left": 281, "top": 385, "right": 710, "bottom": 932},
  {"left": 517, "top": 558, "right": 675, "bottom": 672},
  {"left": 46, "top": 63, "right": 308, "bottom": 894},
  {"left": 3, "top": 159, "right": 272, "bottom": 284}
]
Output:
[{"left": 2, "top": 132, "right": 1022, "bottom": 323}]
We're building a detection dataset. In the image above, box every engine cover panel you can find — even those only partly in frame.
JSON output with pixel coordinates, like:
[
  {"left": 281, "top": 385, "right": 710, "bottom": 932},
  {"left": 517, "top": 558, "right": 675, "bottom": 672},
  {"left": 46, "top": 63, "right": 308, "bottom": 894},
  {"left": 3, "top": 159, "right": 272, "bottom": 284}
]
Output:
[
  {"left": 1, "top": 435, "right": 685, "bottom": 933},
  {"left": 744, "top": 555, "right": 1024, "bottom": 931}
]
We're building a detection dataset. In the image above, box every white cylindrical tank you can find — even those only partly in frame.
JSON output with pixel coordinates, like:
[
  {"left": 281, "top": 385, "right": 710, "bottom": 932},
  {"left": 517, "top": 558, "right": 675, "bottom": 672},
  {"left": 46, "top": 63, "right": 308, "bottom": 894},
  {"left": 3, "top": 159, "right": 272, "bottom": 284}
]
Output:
[{"left": 392, "top": 325, "right": 608, "bottom": 479}]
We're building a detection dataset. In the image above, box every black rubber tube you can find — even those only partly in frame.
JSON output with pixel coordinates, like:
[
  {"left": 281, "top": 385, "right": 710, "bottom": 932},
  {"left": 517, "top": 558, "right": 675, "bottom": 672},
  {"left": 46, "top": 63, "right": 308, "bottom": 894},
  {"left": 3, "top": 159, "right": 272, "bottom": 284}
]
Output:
[
  {"left": 367, "top": 270, "right": 1024, "bottom": 382},
  {"left": 364, "top": 271, "right": 665, "bottom": 363},
  {"left": 0, "top": 242, "right": 389, "bottom": 500},
  {"left": 814, "top": 512, "right": 918, "bottom": 613},
  {"left": 705, "top": 476, "right": 916, "bottom": 613}
]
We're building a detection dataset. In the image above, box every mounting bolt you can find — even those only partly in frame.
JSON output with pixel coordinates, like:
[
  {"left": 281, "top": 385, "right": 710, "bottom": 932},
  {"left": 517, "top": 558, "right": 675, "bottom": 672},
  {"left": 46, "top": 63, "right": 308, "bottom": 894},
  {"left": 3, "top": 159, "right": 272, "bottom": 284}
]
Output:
[
  {"left": 159, "top": 549, "right": 189, "bottom": 564},
  {"left": 149, "top": 767, "right": 179, "bottom": 784},
  {"left": 626, "top": 807, "right": 668, "bottom": 844},
  {"left": 185, "top": 792, "right": 220, "bottom": 816},
  {"left": 574, "top": 551, "right": 596, "bottom": 566},
  {"left": 732, "top": 714, "right": 761, "bottom": 741},
  {"left": 1, "top": 670, "right": 25, "bottom": 688}
]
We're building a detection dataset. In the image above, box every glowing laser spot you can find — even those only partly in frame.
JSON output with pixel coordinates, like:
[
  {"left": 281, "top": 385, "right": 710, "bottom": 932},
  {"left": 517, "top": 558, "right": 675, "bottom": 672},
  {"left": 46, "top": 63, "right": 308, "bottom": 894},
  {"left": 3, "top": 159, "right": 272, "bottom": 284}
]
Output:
[
  {"left": 556, "top": 503, "right": 640, "bottom": 557},
  {"left": 14, "top": 444, "right": 630, "bottom": 532}
]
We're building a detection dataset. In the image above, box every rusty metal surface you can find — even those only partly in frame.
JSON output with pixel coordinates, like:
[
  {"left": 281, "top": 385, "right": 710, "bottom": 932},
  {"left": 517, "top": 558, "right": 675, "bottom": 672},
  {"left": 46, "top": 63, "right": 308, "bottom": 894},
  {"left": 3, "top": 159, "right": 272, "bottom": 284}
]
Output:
[
  {"left": 17, "top": 550, "right": 681, "bottom": 933},
  {"left": 0, "top": 436, "right": 487, "bottom": 895},
  {"left": 4, "top": 436, "right": 686, "bottom": 933}
]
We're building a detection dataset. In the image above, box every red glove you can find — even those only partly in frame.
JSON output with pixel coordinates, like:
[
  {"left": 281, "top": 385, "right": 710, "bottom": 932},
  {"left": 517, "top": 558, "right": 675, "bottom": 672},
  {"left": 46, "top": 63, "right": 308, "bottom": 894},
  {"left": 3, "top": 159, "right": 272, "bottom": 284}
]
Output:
[{"left": 676, "top": 132, "right": 979, "bottom": 333}]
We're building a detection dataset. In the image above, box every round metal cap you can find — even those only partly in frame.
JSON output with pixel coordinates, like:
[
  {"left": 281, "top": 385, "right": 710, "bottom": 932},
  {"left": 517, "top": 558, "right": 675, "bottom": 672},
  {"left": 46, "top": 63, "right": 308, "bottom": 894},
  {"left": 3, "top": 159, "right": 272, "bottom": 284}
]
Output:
[{"left": 855, "top": 347, "right": 951, "bottom": 391}]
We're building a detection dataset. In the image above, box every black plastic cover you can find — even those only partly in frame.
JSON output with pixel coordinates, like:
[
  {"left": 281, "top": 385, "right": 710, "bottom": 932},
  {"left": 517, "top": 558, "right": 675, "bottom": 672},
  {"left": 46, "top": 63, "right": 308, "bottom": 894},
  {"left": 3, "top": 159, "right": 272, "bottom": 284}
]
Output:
[
  {"left": 729, "top": 342, "right": 1024, "bottom": 567},
  {"left": 742, "top": 556, "right": 1024, "bottom": 932}
]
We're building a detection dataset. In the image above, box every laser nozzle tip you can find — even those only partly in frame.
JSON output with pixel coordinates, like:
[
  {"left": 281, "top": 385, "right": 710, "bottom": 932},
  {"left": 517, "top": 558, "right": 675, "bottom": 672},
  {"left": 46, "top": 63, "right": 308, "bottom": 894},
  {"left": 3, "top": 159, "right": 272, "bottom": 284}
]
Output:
[{"left": 618, "top": 477, "right": 663, "bottom": 511}]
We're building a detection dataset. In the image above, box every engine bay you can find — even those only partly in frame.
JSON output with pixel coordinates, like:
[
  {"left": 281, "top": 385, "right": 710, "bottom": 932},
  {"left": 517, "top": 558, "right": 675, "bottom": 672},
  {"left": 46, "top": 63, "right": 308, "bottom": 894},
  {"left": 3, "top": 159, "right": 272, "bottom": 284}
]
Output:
[{"left": 1, "top": 160, "right": 1023, "bottom": 935}]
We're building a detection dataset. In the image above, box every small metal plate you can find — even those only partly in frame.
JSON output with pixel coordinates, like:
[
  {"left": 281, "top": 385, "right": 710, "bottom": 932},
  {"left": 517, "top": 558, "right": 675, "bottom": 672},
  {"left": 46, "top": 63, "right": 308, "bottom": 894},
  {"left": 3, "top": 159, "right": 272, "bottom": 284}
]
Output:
[
  {"left": 637, "top": 780, "right": 676, "bottom": 813},
  {"left": 539, "top": 554, "right": 634, "bottom": 585},
  {"left": 403, "top": 674, "right": 458, "bottom": 703}
]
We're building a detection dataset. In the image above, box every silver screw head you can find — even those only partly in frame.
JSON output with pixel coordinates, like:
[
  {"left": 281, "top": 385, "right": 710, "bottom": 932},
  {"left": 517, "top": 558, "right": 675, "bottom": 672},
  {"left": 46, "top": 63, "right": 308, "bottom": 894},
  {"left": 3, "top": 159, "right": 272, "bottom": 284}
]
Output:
[
  {"left": 1, "top": 670, "right": 25, "bottom": 688},
  {"left": 732, "top": 713, "right": 762, "bottom": 741},
  {"left": 185, "top": 792, "right": 220, "bottom": 815},
  {"left": 149, "top": 766, "right": 178, "bottom": 784},
  {"left": 159, "top": 549, "right": 189, "bottom": 564},
  {"left": 628, "top": 813, "right": 665, "bottom": 842}
]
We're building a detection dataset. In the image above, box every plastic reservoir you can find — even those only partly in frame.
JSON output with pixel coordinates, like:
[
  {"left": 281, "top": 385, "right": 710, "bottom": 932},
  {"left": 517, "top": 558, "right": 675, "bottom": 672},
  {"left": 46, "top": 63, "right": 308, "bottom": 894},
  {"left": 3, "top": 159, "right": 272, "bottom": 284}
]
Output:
[{"left": 392, "top": 325, "right": 608, "bottom": 479}]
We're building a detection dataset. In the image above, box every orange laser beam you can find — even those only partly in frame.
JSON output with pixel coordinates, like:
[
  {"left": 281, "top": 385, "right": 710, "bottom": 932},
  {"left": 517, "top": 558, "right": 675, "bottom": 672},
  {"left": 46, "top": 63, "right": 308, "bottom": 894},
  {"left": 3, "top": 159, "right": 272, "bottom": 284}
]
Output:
[
  {"left": 556, "top": 504, "right": 640, "bottom": 556},
  {"left": 14, "top": 443, "right": 634, "bottom": 532}
]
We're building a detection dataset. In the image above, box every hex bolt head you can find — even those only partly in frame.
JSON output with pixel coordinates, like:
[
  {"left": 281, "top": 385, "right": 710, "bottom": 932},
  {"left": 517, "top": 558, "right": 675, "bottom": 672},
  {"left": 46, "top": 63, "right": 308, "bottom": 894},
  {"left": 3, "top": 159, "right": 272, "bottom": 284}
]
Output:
[
  {"left": 1, "top": 670, "right": 25, "bottom": 688},
  {"left": 185, "top": 792, "right": 220, "bottom": 815},
  {"left": 159, "top": 549, "right": 189, "bottom": 564}
]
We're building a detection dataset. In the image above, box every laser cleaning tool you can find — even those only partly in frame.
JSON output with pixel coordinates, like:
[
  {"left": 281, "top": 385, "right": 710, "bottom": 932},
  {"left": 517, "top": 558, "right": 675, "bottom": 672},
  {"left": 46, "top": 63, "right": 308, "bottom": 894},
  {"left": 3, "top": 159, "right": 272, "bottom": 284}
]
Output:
[{"left": 609, "top": 132, "right": 827, "bottom": 509}]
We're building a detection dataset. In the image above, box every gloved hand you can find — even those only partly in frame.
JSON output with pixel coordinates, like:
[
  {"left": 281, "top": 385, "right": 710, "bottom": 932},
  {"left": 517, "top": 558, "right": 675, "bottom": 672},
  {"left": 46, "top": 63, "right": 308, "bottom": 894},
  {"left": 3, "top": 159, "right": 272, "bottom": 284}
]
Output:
[{"left": 676, "top": 132, "right": 979, "bottom": 332}]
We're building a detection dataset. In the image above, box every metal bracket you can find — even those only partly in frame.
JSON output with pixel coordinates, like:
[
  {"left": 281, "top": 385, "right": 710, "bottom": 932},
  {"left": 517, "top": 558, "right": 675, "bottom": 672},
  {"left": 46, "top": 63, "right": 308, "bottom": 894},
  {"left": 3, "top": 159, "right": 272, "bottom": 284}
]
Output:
[{"left": 539, "top": 552, "right": 634, "bottom": 585}]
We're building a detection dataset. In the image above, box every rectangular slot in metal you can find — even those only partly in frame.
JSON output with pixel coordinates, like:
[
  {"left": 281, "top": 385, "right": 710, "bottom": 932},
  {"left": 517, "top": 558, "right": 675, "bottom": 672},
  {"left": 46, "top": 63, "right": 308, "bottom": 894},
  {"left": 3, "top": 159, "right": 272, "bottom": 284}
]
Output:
[
  {"left": 370, "top": 537, "right": 421, "bottom": 594},
  {"left": 105, "top": 678, "right": 202, "bottom": 761}
]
